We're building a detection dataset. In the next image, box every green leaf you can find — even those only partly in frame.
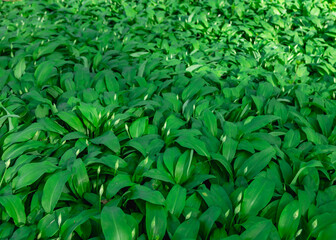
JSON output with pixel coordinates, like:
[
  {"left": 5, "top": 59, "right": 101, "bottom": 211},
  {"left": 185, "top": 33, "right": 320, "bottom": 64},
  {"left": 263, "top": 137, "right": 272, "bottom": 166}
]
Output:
[
  {"left": 34, "top": 61, "right": 54, "bottom": 87},
  {"left": 176, "top": 136, "right": 210, "bottom": 158},
  {"left": 2, "top": 141, "right": 45, "bottom": 161},
  {"left": 58, "top": 111, "right": 86, "bottom": 134},
  {"left": 3, "top": 123, "right": 42, "bottom": 146},
  {"left": 242, "top": 115, "right": 280, "bottom": 134},
  {"left": 38, "top": 117, "right": 68, "bottom": 135},
  {"left": 317, "top": 223, "right": 336, "bottom": 240},
  {"left": 172, "top": 218, "right": 200, "bottom": 240},
  {"left": 166, "top": 185, "right": 186, "bottom": 217},
  {"left": 60, "top": 209, "right": 98, "bottom": 240},
  {"left": 15, "top": 161, "right": 58, "bottom": 189},
  {"left": 290, "top": 160, "right": 323, "bottom": 185},
  {"left": 37, "top": 213, "right": 59, "bottom": 238},
  {"left": 0, "top": 195, "right": 26, "bottom": 226},
  {"left": 199, "top": 206, "right": 221, "bottom": 239},
  {"left": 283, "top": 129, "right": 300, "bottom": 149},
  {"left": 42, "top": 170, "right": 71, "bottom": 213},
  {"left": 71, "top": 158, "right": 91, "bottom": 197},
  {"left": 241, "top": 217, "right": 280, "bottom": 240},
  {"left": 91, "top": 131, "right": 120, "bottom": 153},
  {"left": 174, "top": 150, "right": 193, "bottom": 184},
  {"left": 203, "top": 109, "right": 217, "bottom": 137},
  {"left": 14, "top": 58, "right": 26, "bottom": 79},
  {"left": 278, "top": 200, "right": 301, "bottom": 239},
  {"left": 237, "top": 146, "right": 276, "bottom": 179},
  {"left": 128, "top": 185, "right": 165, "bottom": 205},
  {"left": 101, "top": 206, "right": 132, "bottom": 240},
  {"left": 163, "top": 147, "right": 181, "bottom": 177},
  {"left": 186, "top": 64, "right": 203, "bottom": 72},
  {"left": 123, "top": 3, "right": 137, "bottom": 19},
  {"left": 106, "top": 174, "right": 135, "bottom": 199},
  {"left": 241, "top": 177, "right": 275, "bottom": 218},
  {"left": 146, "top": 203, "right": 167, "bottom": 240},
  {"left": 74, "top": 64, "right": 91, "bottom": 90},
  {"left": 222, "top": 137, "right": 238, "bottom": 162},
  {"left": 130, "top": 117, "right": 148, "bottom": 138}
]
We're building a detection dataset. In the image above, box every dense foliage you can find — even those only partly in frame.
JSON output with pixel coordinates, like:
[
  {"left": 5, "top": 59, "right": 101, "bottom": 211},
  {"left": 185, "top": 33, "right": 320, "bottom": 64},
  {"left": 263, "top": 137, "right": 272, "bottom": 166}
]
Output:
[{"left": 1, "top": 0, "right": 336, "bottom": 239}]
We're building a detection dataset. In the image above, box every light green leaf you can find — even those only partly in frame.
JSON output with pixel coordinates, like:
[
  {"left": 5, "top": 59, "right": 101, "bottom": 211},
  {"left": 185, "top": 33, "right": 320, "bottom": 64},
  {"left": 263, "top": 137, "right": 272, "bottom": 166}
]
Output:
[
  {"left": 128, "top": 185, "right": 165, "bottom": 205},
  {"left": 42, "top": 170, "right": 71, "bottom": 213},
  {"left": 101, "top": 206, "right": 132, "bottom": 240},
  {"left": 14, "top": 58, "right": 26, "bottom": 79},
  {"left": 130, "top": 117, "right": 148, "bottom": 138},
  {"left": 91, "top": 131, "right": 120, "bottom": 153},
  {"left": 278, "top": 201, "right": 301, "bottom": 239},
  {"left": 34, "top": 61, "right": 54, "bottom": 87},
  {"left": 166, "top": 185, "right": 186, "bottom": 217},
  {"left": 58, "top": 111, "right": 86, "bottom": 134},
  {"left": 176, "top": 136, "right": 210, "bottom": 158},
  {"left": 0, "top": 195, "right": 26, "bottom": 226},
  {"left": 146, "top": 203, "right": 167, "bottom": 240},
  {"left": 15, "top": 161, "right": 58, "bottom": 190},
  {"left": 241, "top": 177, "right": 275, "bottom": 218},
  {"left": 172, "top": 218, "right": 200, "bottom": 240}
]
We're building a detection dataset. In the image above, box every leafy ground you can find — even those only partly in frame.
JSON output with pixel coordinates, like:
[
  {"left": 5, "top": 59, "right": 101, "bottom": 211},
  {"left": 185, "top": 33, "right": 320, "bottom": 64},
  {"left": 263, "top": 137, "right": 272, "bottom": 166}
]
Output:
[{"left": 1, "top": 0, "right": 336, "bottom": 239}]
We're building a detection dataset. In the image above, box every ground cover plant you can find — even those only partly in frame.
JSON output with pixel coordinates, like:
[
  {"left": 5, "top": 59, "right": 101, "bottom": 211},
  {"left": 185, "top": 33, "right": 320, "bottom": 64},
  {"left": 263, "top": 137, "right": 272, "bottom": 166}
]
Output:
[{"left": 1, "top": 0, "right": 336, "bottom": 239}]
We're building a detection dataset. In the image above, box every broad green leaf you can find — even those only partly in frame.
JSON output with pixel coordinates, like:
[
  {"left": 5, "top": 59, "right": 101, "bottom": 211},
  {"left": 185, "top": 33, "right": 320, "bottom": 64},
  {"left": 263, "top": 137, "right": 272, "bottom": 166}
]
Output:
[
  {"left": 199, "top": 206, "right": 221, "bottom": 239},
  {"left": 0, "top": 222, "right": 14, "bottom": 239},
  {"left": 176, "top": 136, "right": 210, "bottom": 158},
  {"left": 278, "top": 201, "right": 301, "bottom": 239},
  {"left": 58, "top": 111, "right": 86, "bottom": 134},
  {"left": 241, "top": 177, "right": 275, "bottom": 218},
  {"left": 211, "top": 153, "right": 234, "bottom": 180},
  {"left": 105, "top": 70, "right": 120, "bottom": 92},
  {"left": 0, "top": 195, "right": 26, "bottom": 226},
  {"left": 3, "top": 123, "right": 42, "bottom": 146},
  {"left": 74, "top": 64, "right": 91, "bottom": 90},
  {"left": 14, "top": 58, "right": 26, "bottom": 79},
  {"left": 237, "top": 146, "right": 276, "bottom": 179},
  {"left": 34, "top": 61, "right": 54, "bottom": 87},
  {"left": 143, "top": 169, "right": 175, "bottom": 184},
  {"left": 106, "top": 174, "right": 135, "bottom": 199},
  {"left": 123, "top": 3, "right": 136, "bottom": 19},
  {"left": 60, "top": 209, "right": 98, "bottom": 240},
  {"left": 164, "top": 115, "right": 186, "bottom": 131},
  {"left": 242, "top": 115, "right": 280, "bottom": 134},
  {"left": 222, "top": 137, "right": 238, "bottom": 162},
  {"left": 290, "top": 160, "right": 323, "bottom": 185},
  {"left": 71, "top": 158, "right": 91, "bottom": 197},
  {"left": 241, "top": 217, "right": 280, "bottom": 240},
  {"left": 91, "top": 131, "right": 120, "bottom": 153},
  {"left": 174, "top": 150, "right": 193, "bottom": 184},
  {"left": 2, "top": 141, "right": 45, "bottom": 161},
  {"left": 130, "top": 117, "right": 148, "bottom": 138},
  {"left": 42, "top": 170, "right": 71, "bottom": 213},
  {"left": 186, "top": 64, "right": 203, "bottom": 72},
  {"left": 37, "top": 214, "right": 59, "bottom": 238},
  {"left": 172, "top": 218, "right": 200, "bottom": 240},
  {"left": 15, "top": 161, "right": 58, "bottom": 189},
  {"left": 101, "top": 206, "right": 132, "bottom": 240},
  {"left": 317, "top": 114, "right": 333, "bottom": 137},
  {"left": 317, "top": 223, "right": 336, "bottom": 240},
  {"left": 166, "top": 185, "right": 186, "bottom": 217},
  {"left": 308, "top": 213, "right": 336, "bottom": 238},
  {"left": 203, "top": 109, "right": 217, "bottom": 136},
  {"left": 283, "top": 129, "right": 300, "bottom": 149},
  {"left": 38, "top": 117, "right": 68, "bottom": 135},
  {"left": 128, "top": 185, "right": 165, "bottom": 205},
  {"left": 146, "top": 203, "right": 167, "bottom": 240},
  {"left": 163, "top": 147, "right": 181, "bottom": 177}
]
